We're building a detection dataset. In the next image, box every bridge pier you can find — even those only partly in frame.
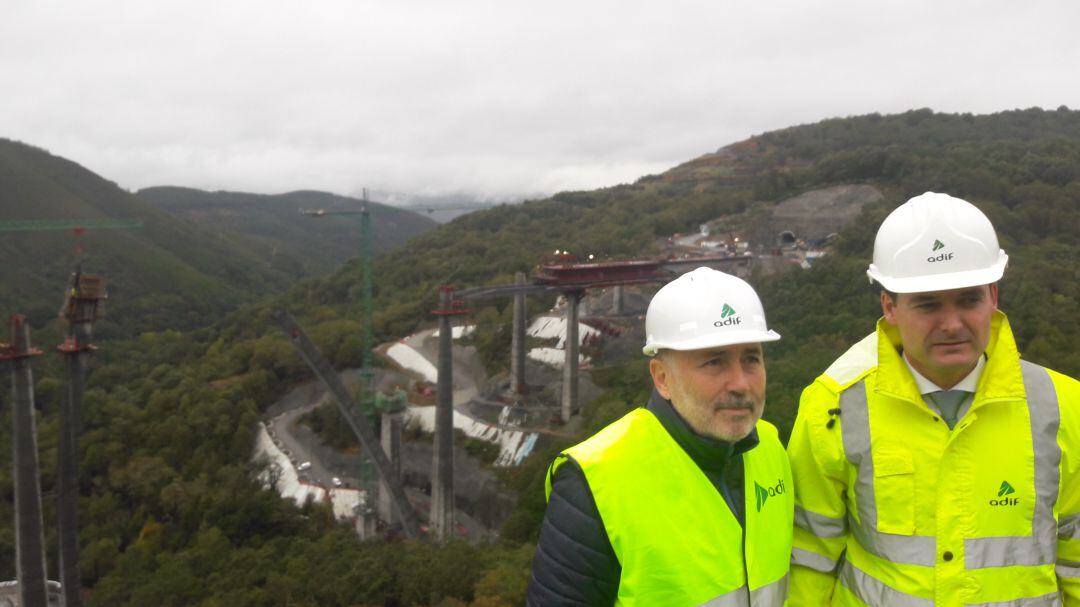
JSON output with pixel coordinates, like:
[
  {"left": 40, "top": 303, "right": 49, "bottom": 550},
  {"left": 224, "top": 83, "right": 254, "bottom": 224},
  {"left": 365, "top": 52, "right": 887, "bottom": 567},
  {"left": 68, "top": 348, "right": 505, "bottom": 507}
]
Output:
[
  {"left": 431, "top": 287, "right": 461, "bottom": 541},
  {"left": 377, "top": 411, "right": 404, "bottom": 526},
  {"left": 7, "top": 317, "right": 49, "bottom": 607},
  {"left": 561, "top": 291, "right": 582, "bottom": 423},
  {"left": 510, "top": 271, "right": 527, "bottom": 396}
]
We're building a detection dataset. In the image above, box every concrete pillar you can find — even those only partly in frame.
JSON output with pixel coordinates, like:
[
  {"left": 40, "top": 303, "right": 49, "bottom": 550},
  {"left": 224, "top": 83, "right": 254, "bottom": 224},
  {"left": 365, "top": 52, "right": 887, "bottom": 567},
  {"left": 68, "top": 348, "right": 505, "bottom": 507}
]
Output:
[
  {"left": 355, "top": 507, "right": 378, "bottom": 540},
  {"left": 377, "top": 412, "right": 403, "bottom": 525},
  {"left": 612, "top": 285, "right": 625, "bottom": 315},
  {"left": 431, "top": 291, "right": 456, "bottom": 540},
  {"left": 510, "top": 271, "right": 527, "bottom": 396},
  {"left": 9, "top": 316, "right": 49, "bottom": 607},
  {"left": 58, "top": 317, "right": 92, "bottom": 607},
  {"left": 561, "top": 291, "right": 581, "bottom": 423}
]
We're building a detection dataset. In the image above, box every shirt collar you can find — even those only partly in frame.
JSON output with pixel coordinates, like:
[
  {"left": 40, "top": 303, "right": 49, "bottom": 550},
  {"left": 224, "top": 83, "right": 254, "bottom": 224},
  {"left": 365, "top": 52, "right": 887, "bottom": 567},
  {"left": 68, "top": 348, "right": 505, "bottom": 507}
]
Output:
[{"left": 902, "top": 352, "right": 986, "bottom": 394}]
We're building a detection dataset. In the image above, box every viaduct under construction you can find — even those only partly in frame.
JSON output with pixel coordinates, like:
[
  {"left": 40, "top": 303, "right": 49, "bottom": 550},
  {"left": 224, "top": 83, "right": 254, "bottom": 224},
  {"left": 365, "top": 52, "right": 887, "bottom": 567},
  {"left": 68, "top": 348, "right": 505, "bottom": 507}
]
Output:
[
  {"left": 276, "top": 251, "right": 753, "bottom": 542},
  {"left": 0, "top": 208, "right": 756, "bottom": 607}
]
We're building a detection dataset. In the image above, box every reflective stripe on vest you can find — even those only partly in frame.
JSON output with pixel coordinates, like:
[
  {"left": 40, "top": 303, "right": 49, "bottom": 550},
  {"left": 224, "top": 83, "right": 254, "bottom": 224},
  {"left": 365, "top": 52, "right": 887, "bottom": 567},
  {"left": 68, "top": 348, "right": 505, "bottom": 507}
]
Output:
[
  {"left": 1059, "top": 511, "right": 1080, "bottom": 541},
  {"left": 839, "top": 381, "right": 938, "bottom": 567},
  {"left": 965, "top": 360, "right": 1060, "bottom": 568},
  {"left": 838, "top": 360, "right": 1061, "bottom": 572},
  {"left": 839, "top": 560, "right": 933, "bottom": 607},
  {"left": 794, "top": 505, "right": 846, "bottom": 538},
  {"left": 839, "top": 560, "right": 1063, "bottom": 607},
  {"left": 695, "top": 574, "right": 788, "bottom": 607},
  {"left": 791, "top": 546, "right": 837, "bottom": 573},
  {"left": 1057, "top": 558, "right": 1080, "bottom": 579}
]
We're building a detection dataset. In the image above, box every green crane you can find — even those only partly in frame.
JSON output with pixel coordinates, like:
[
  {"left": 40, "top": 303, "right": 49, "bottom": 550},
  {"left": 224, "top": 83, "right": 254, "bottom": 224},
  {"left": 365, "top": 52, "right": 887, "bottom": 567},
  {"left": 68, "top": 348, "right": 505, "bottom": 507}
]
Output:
[
  {"left": 300, "top": 191, "right": 382, "bottom": 495},
  {"left": 0, "top": 218, "right": 142, "bottom": 233},
  {"left": 301, "top": 192, "right": 376, "bottom": 409}
]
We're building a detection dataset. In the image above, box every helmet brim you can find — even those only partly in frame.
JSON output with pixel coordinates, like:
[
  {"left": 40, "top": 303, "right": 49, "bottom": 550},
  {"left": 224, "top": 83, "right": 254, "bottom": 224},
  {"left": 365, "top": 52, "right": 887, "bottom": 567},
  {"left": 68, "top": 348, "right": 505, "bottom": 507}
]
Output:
[
  {"left": 643, "top": 329, "right": 781, "bottom": 356},
  {"left": 867, "top": 253, "right": 1007, "bottom": 294}
]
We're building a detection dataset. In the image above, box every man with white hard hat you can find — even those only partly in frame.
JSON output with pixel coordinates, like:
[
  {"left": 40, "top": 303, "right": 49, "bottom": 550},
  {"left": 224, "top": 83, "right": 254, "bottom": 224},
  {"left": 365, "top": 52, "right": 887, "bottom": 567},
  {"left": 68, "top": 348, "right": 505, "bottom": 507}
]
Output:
[
  {"left": 527, "top": 267, "right": 792, "bottom": 606},
  {"left": 788, "top": 192, "right": 1080, "bottom": 604}
]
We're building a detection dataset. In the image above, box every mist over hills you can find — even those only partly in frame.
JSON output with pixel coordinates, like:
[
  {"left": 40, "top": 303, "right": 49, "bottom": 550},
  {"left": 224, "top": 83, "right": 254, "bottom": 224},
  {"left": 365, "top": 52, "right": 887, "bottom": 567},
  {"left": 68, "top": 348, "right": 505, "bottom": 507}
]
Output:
[
  {"left": 138, "top": 187, "right": 438, "bottom": 276},
  {"left": 0, "top": 140, "right": 436, "bottom": 336}
]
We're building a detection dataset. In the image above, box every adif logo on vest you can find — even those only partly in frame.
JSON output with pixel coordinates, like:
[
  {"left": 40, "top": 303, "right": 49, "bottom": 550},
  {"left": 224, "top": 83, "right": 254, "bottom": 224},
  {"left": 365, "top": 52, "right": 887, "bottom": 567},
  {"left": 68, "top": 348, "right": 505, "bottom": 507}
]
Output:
[
  {"left": 754, "top": 479, "right": 785, "bottom": 512},
  {"left": 714, "top": 303, "right": 741, "bottom": 327},
  {"left": 928, "top": 239, "right": 954, "bottom": 262},
  {"left": 990, "top": 480, "right": 1019, "bottom": 506}
]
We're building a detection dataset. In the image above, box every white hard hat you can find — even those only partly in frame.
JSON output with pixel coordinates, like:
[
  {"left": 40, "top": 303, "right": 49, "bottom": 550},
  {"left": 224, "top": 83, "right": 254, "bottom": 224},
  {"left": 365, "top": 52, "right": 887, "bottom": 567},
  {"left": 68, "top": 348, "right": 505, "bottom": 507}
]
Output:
[
  {"left": 867, "top": 192, "right": 1008, "bottom": 294},
  {"left": 642, "top": 267, "right": 780, "bottom": 356}
]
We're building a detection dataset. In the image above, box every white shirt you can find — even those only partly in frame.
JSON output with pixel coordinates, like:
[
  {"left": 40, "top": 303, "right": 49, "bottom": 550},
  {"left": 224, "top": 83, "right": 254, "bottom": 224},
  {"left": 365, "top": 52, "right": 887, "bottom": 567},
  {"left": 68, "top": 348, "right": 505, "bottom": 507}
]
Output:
[
  {"left": 903, "top": 352, "right": 986, "bottom": 395},
  {"left": 903, "top": 353, "right": 985, "bottom": 428}
]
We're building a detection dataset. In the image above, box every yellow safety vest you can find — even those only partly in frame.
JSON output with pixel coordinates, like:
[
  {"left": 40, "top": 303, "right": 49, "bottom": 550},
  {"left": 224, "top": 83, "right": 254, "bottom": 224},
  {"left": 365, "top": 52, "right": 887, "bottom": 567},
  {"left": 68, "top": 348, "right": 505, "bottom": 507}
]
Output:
[
  {"left": 549, "top": 407, "right": 793, "bottom": 606},
  {"left": 788, "top": 311, "right": 1080, "bottom": 606}
]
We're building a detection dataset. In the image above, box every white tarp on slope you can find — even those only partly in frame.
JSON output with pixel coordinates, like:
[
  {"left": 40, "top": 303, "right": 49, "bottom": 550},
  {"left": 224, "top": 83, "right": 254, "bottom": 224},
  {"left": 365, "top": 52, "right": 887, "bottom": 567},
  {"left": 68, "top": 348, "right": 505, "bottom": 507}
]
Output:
[
  {"left": 527, "top": 346, "right": 588, "bottom": 369},
  {"left": 388, "top": 333, "right": 539, "bottom": 466},
  {"left": 432, "top": 325, "right": 476, "bottom": 339},
  {"left": 386, "top": 343, "right": 438, "bottom": 383},
  {"left": 253, "top": 423, "right": 362, "bottom": 520},
  {"left": 527, "top": 315, "right": 600, "bottom": 349},
  {"left": 405, "top": 405, "right": 539, "bottom": 467}
]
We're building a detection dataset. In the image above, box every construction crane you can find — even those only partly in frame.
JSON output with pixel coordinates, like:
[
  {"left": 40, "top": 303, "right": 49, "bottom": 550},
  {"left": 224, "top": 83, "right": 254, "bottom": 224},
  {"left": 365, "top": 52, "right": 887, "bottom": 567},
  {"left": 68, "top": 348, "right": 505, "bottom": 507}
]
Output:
[
  {"left": 299, "top": 191, "right": 384, "bottom": 500},
  {"left": 400, "top": 203, "right": 498, "bottom": 216},
  {"left": 300, "top": 192, "right": 375, "bottom": 407},
  {"left": 0, "top": 218, "right": 142, "bottom": 233},
  {"left": 0, "top": 217, "right": 143, "bottom": 256}
]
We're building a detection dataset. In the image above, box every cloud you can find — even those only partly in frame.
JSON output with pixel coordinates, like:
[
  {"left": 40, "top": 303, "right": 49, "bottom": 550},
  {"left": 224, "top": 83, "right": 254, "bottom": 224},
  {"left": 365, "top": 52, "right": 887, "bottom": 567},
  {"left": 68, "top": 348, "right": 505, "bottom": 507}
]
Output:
[{"left": 2, "top": 0, "right": 1079, "bottom": 200}]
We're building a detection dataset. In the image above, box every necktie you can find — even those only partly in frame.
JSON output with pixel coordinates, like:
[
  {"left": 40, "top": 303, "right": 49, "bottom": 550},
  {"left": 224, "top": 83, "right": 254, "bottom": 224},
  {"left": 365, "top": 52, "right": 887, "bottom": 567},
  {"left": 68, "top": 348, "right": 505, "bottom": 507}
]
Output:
[{"left": 928, "top": 390, "right": 970, "bottom": 429}]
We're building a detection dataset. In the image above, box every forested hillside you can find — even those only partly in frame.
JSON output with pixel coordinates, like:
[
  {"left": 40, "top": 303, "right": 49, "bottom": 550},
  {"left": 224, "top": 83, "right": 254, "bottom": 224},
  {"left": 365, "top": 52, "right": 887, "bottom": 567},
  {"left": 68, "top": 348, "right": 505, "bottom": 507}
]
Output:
[
  {"left": 1, "top": 108, "right": 1077, "bottom": 606},
  {"left": 138, "top": 187, "right": 438, "bottom": 276},
  {"left": 0, "top": 141, "right": 438, "bottom": 338},
  {"left": 0, "top": 139, "right": 297, "bottom": 336}
]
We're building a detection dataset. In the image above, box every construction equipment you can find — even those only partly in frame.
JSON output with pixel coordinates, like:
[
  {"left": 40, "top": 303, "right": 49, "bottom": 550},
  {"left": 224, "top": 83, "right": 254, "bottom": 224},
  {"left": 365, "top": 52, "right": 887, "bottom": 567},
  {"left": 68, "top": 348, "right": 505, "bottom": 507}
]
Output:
[
  {"left": 54, "top": 268, "right": 106, "bottom": 607},
  {"left": 272, "top": 310, "right": 421, "bottom": 539},
  {"left": 0, "top": 218, "right": 142, "bottom": 233},
  {"left": 300, "top": 192, "right": 375, "bottom": 411},
  {"left": 1, "top": 218, "right": 136, "bottom": 607}
]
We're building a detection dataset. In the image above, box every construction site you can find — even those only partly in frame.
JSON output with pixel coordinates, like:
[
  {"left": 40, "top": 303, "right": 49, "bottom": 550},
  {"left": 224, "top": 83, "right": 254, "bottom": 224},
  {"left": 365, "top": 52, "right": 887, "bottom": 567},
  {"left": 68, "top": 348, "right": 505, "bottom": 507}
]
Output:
[
  {"left": 246, "top": 184, "right": 879, "bottom": 543},
  {"left": 0, "top": 183, "right": 876, "bottom": 604}
]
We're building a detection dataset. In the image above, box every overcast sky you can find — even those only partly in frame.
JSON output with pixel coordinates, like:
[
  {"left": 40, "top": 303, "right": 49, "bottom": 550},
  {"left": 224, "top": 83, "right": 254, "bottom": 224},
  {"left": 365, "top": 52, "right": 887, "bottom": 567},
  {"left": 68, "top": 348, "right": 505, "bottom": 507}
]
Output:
[{"left": 3, "top": 1, "right": 1079, "bottom": 203}]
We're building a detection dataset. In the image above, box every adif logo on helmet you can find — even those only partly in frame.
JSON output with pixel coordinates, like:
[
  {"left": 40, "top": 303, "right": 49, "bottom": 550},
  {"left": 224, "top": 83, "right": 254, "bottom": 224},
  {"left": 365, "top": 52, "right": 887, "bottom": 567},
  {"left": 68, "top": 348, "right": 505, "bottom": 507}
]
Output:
[
  {"left": 714, "top": 303, "right": 741, "bottom": 327},
  {"left": 640, "top": 267, "right": 781, "bottom": 357},
  {"left": 865, "top": 192, "right": 1008, "bottom": 293},
  {"left": 928, "top": 239, "right": 954, "bottom": 263}
]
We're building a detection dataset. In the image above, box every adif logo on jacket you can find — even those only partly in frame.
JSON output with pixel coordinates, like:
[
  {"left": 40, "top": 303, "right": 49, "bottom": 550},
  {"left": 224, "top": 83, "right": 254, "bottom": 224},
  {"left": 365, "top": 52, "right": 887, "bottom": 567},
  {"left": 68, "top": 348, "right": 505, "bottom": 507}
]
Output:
[
  {"left": 714, "top": 303, "right": 741, "bottom": 327},
  {"left": 990, "top": 480, "right": 1019, "bottom": 506},
  {"left": 929, "top": 239, "right": 954, "bottom": 262},
  {"left": 755, "top": 479, "right": 786, "bottom": 512}
]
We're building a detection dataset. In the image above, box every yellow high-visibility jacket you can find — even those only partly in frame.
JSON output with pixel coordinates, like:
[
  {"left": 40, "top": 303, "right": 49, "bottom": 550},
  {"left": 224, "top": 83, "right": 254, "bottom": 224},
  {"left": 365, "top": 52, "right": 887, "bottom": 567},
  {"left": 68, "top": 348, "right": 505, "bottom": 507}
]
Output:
[
  {"left": 549, "top": 408, "right": 793, "bottom": 606},
  {"left": 788, "top": 311, "right": 1080, "bottom": 606}
]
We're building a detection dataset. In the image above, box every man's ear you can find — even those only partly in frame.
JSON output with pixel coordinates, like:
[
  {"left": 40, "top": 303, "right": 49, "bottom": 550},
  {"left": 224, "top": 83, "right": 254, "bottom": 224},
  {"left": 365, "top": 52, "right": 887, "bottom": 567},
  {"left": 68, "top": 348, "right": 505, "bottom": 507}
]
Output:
[
  {"left": 881, "top": 291, "right": 898, "bottom": 325},
  {"left": 988, "top": 283, "right": 999, "bottom": 309},
  {"left": 650, "top": 356, "right": 673, "bottom": 399}
]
